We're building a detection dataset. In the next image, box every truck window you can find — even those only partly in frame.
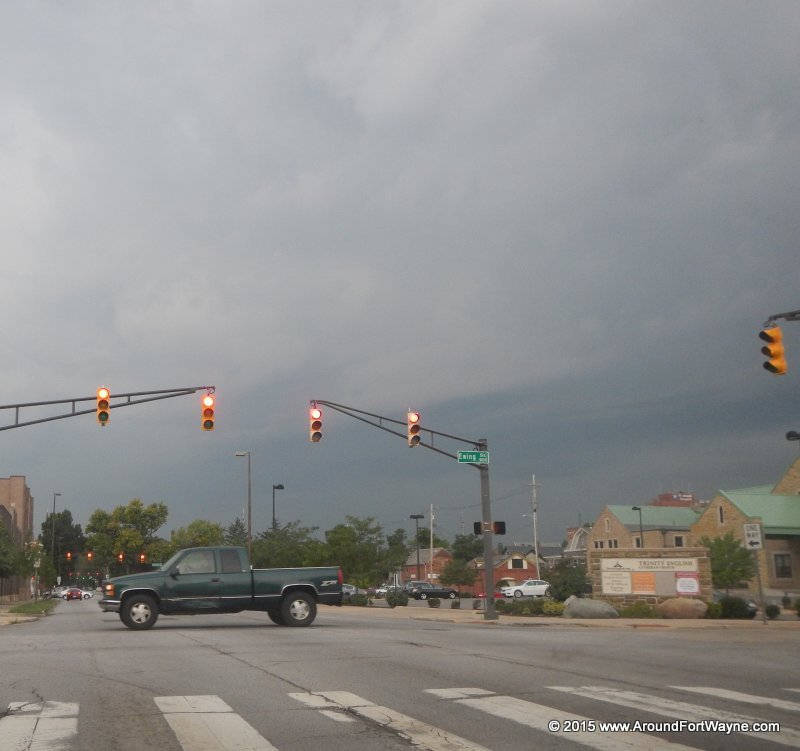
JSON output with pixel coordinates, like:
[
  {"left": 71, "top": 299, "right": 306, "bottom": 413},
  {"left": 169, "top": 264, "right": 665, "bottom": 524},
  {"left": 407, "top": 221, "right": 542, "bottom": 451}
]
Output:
[
  {"left": 177, "top": 550, "right": 216, "bottom": 574},
  {"left": 220, "top": 549, "right": 243, "bottom": 573}
]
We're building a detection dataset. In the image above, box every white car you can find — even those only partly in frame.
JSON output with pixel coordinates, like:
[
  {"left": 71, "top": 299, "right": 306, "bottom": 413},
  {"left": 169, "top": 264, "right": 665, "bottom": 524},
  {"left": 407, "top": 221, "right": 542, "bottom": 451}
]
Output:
[
  {"left": 500, "top": 579, "right": 551, "bottom": 598},
  {"left": 81, "top": 589, "right": 94, "bottom": 599}
]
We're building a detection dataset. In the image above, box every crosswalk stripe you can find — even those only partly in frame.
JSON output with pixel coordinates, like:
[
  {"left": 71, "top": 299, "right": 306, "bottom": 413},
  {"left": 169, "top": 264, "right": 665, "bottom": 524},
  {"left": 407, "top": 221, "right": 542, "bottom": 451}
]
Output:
[
  {"left": 424, "top": 688, "right": 496, "bottom": 699},
  {"left": 549, "top": 686, "right": 800, "bottom": 748},
  {"left": 155, "top": 695, "right": 278, "bottom": 751},
  {"left": 1, "top": 701, "right": 79, "bottom": 751},
  {"left": 672, "top": 687, "right": 800, "bottom": 713},
  {"left": 300, "top": 691, "right": 491, "bottom": 751},
  {"left": 457, "top": 695, "right": 698, "bottom": 751}
]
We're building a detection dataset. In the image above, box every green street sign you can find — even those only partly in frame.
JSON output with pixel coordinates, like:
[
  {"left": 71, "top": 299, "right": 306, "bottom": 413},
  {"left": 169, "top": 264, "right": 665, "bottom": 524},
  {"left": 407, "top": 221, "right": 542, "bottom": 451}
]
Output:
[{"left": 457, "top": 450, "right": 489, "bottom": 464}]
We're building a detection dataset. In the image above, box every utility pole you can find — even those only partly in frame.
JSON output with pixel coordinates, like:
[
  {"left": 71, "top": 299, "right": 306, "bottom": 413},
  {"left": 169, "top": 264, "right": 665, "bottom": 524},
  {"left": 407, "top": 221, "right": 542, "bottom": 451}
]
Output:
[
  {"left": 429, "top": 503, "right": 435, "bottom": 580},
  {"left": 531, "top": 475, "right": 540, "bottom": 579},
  {"left": 478, "top": 438, "right": 495, "bottom": 617},
  {"left": 410, "top": 514, "right": 424, "bottom": 581}
]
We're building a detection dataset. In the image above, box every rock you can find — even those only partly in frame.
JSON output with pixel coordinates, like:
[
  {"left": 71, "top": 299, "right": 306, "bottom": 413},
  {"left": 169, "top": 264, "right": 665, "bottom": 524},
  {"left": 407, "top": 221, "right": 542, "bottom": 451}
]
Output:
[
  {"left": 563, "top": 597, "right": 619, "bottom": 619},
  {"left": 656, "top": 597, "right": 708, "bottom": 619}
]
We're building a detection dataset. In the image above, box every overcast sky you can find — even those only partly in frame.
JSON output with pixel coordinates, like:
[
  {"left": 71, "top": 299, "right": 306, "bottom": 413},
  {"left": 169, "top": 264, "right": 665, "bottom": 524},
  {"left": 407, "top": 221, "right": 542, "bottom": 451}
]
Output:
[{"left": 3, "top": 1, "right": 799, "bottom": 548}]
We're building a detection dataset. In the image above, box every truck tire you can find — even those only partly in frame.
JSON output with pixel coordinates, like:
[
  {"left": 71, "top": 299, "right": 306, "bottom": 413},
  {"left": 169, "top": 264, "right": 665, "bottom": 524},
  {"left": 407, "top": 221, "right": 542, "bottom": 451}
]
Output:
[
  {"left": 120, "top": 593, "right": 159, "bottom": 630},
  {"left": 448, "top": 591, "right": 457, "bottom": 599},
  {"left": 419, "top": 592, "right": 428, "bottom": 600},
  {"left": 267, "top": 609, "right": 285, "bottom": 626},
  {"left": 280, "top": 591, "right": 316, "bottom": 627}
]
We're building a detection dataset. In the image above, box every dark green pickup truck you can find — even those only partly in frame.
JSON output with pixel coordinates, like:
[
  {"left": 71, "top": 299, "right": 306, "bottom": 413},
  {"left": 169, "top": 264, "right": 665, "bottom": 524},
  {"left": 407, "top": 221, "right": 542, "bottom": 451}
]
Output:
[{"left": 99, "top": 546, "right": 342, "bottom": 629}]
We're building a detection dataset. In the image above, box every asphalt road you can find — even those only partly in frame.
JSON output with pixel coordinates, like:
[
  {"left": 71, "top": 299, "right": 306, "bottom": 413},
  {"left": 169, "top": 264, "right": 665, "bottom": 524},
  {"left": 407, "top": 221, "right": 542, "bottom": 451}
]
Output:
[{"left": 2, "top": 598, "right": 799, "bottom": 750}]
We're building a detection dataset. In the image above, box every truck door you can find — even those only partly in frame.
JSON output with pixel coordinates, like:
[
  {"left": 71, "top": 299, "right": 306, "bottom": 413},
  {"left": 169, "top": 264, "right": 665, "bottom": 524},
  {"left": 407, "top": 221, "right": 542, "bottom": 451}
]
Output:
[
  {"left": 217, "top": 548, "right": 252, "bottom": 610},
  {"left": 164, "top": 549, "right": 221, "bottom": 610}
]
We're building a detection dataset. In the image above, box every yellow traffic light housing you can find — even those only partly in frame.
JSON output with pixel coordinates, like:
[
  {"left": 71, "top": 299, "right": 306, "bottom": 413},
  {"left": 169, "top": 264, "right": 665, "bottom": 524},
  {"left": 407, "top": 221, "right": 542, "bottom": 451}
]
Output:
[
  {"left": 309, "top": 406, "right": 322, "bottom": 442},
  {"left": 201, "top": 393, "right": 215, "bottom": 431},
  {"left": 760, "top": 326, "right": 787, "bottom": 374},
  {"left": 96, "top": 387, "right": 110, "bottom": 426},
  {"left": 407, "top": 411, "right": 421, "bottom": 447}
]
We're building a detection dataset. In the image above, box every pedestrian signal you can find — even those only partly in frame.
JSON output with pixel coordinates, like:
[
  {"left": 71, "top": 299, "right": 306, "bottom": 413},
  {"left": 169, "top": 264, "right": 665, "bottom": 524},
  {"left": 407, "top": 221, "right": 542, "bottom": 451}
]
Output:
[{"left": 492, "top": 521, "right": 506, "bottom": 535}]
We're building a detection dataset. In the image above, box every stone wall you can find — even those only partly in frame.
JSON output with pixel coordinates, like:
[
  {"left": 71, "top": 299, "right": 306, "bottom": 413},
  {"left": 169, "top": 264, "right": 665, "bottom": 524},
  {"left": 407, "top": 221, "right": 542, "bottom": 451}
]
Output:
[
  {"left": 587, "top": 547, "right": 712, "bottom": 606},
  {"left": 772, "top": 456, "right": 800, "bottom": 495}
]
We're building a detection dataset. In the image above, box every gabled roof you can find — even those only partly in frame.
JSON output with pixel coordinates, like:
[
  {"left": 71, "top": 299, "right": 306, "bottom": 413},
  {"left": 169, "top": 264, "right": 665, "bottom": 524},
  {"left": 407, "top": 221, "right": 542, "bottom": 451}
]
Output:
[
  {"left": 403, "top": 547, "right": 451, "bottom": 567},
  {"left": 720, "top": 486, "right": 800, "bottom": 534},
  {"left": 607, "top": 505, "right": 700, "bottom": 531}
]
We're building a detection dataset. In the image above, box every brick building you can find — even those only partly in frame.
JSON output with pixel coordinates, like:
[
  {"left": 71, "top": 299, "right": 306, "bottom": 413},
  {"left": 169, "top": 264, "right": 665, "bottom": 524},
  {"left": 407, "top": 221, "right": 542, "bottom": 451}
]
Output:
[
  {"left": 401, "top": 548, "right": 452, "bottom": 582},
  {"left": 0, "top": 476, "right": 34, "bottom": 543},
  {"left": 468, "top": 551, "right": 540, "bottom": 593},
  {"left": 690, "top": 456, "right": 800, "bottom": 593},
  {"left": 589, "top": 505, "right": 700, "bottom": 551}
]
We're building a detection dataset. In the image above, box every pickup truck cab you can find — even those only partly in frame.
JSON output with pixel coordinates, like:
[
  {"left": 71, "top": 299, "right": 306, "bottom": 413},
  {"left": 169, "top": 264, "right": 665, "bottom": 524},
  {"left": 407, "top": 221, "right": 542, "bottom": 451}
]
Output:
[{"left": 99, "top": 546, "right": 342, "bottom": 630}]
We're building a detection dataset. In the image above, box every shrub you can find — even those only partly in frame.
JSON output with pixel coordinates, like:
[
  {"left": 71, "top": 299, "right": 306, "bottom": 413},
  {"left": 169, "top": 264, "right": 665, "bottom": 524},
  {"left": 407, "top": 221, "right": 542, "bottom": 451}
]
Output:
[
  {"left": 348, "top": 594, "right": 371, "bottom": 607},
  {"left": 782, "top": 595, "right": 791, "bottom": 609},
  {"left": 385, "top": 590, "right": 408, "bottom": 608},
  {"left": 719, "top": 596, "right": 753, "bottom": 619},
  {"left": 427, "top": 598, "right": 441, "bottom": 608},
  {"left": 765, "top": 604, "right": 780, "bottom": 620},
  {"left": 542, "top": 600, "right": 565, "bottom": 616},
  {"left": 705, "top": 602, "right": 722, "bottom": 619},
  {"left": 618, "top": 601, "right": 659, "bottom": 619},
  {"left": 495, "top": 599, "right": 508, "bottom": 613}
]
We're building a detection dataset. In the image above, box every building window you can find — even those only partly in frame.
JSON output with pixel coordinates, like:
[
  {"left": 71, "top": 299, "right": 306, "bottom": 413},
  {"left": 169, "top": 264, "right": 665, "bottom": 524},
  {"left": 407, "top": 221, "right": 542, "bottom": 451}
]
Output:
[
  {"left": 604, "top": 518, "right": 610, "bottom": 533},
  {"left": 774, "top": 554, "right": 792, "bottom": 580},
  {"left": 613, "top": 539, "right": 618, "bottom": 548},
  {"left": 598, "top": 540, "right": 604, "bottom": 549},
  {"left": 635, "top": 537, "right": 641, "bottom": 548},
  {"left": 511, "top": 558, "right": 523, "bottom": 569},
  {"left": 674, "top": 536, "right": 684, "bottom": 548},
  {"left": 718, "top": 506, "right": 724, "bottom": 524},
  {"left": 594, "top": 541, "right": 599, "bottom": 549}
]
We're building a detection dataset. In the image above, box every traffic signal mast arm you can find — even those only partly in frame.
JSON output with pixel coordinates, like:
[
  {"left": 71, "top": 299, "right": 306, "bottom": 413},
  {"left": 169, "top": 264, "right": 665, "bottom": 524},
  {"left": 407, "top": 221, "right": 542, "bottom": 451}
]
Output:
[
  {"left": 0, "top": 386, "right": 215, "bottom": 432},
  {"left": 763, "top": 309, "right": 800, "bottom": 325},
  {"left": 310, "top": 399, "right": 485, "bottom": 465}
]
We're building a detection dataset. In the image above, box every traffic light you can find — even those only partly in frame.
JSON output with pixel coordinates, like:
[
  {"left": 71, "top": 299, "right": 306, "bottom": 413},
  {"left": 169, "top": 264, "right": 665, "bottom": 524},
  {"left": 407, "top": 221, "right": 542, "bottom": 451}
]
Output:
[
  {"left": 309, "top": 406, "right": 322, "bottom": 442},
  {"left": 117, "top": 552, "right": 124, "bottom": 563},
  {"left": 493, "top": 521, "right": 506, "bottom": 535},
  {"left": 96, "top": 387, "right": 110, "bottom": 426},
  {"left": 138, "top": 552, "right": 146, "bottom": 564},
  {"left": 407, "top": 411, "right": 421, "bottom": 447},
  {"left": 473, "top": 522, "right": 482, "bottom": 535},
  {"left": 87, "top": 551, "right": 93, "bottom": 562},
  {"left": 65, "top": 551, "right": 72, "bottom": 562},
  {"left": 760, "top": 326, "right": 787, "bottom": 374},
  {"left": 201, "top": 393, "right": 215, "bottom": 431}
]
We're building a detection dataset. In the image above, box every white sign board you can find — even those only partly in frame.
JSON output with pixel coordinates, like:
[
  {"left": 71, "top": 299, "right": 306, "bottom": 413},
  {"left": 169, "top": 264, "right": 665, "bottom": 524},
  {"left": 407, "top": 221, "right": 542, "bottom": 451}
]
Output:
[
  {"left": 743, "top": 523, "right": 762, "bottom": 550},
  {"left": 675, "top": 573, "right": 700, "bottom": 594},
  {"left": 601, "top": 571, "right": 632, "bottom": 594},
  {"left": 601, "top": 558, "right": 698, "bottom": 572}
]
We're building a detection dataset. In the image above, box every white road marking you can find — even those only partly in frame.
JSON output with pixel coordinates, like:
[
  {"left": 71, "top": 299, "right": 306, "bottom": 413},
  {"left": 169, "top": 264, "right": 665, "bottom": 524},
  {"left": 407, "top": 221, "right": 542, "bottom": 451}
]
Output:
[
  {"left": 672, "top": 686, "right": 800, "bottom": 713},
  {"left": 424, "top": 688, "right": 496, "bottom": 699},
  {"left": 287, "top": 693, "right": 338, "bottom": 709},
  {"left": 1, "top": 701, "right": 79, "bottom": 751},
  {"left": 154, "top": 695, "right": 278, "bottom": 751},
  {"left": 318, "top": 710, "right": 355, "bottom": 723},
  {"left": 550, "top": 686, "right": 800, "bottom": 748},
  {"left": 312, "top": 691, "right": 491, "bottom": 750},
  {"left": 458, "top": 695, "right": 697, "bottom": 751}
]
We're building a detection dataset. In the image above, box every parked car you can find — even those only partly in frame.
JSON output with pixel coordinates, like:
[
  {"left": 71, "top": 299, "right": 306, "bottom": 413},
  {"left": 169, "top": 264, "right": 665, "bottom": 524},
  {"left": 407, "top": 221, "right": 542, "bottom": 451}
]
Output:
[
  {"left": 374, "top": 584, "right": 390, "bottom": 598},
  {"left": 341, "top": 584, "right": 358, "bottom": 601},
  {"left": 402, "top": 580, "right": 427, "bottom": 593},
  {"left": 81, "top": 589, "right": 94, "bottom": 599},
  {"left": 500, "top": 579, "right": 551, "bottom": 598},
  {"left": 408, "top": 582, "right": 458, "bottom": 600},
  {"left": 64, "top": 588, "right": 83, "bottom": 601}
]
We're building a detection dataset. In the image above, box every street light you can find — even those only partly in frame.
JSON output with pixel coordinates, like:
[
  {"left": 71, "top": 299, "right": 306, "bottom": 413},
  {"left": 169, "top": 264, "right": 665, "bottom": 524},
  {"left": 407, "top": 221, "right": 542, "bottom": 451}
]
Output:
[
  {"left": 272, "top": 484, "right": 284, "bottom": 531},
  {"left": 410, "top": 514, "right": 424, "bottom": 580},
  {"left": 235, "top": 451, "right": 252, "bottom": 560},
  {"left": 632, "top": 506, "right": 645, "bottom": 549}
]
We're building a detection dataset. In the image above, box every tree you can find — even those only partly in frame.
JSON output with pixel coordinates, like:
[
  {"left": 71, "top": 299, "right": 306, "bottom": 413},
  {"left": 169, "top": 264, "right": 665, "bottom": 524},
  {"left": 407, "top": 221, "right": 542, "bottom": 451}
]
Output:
[
  {"left": 170, "top": 520, "right": 225, "bottom": 550},
  {"left": 0, "top": 524, "right": 16, "bottom": 579},
  {"left": 379, "top": 528, "right": 409, "bottom": 581},
  {"left": 414, "top": 528, "right": 449, "bottom": 549},
  {"left": 439, "top": 558, "right": 478, "bottom": 590},
  {"left": 700, "top": 532, "right": 756, "bottom": 591},
  {"left": 546, "top": 560, "right": 589, "bottom": 602},
  {"left": 224, "top": 517, "right": 248, "bottom": 546},
  {"left": 451, "top": 534, "right": 483, "bottom": 562},
  {"left": 252, "top": 521, "right": 327, "bottom": 569},
  {"left": 39, "top": 509, "right": 86, "bottom": 573},
  {"left": 325, "top": 516, "right": 386, "bottom": 584}
]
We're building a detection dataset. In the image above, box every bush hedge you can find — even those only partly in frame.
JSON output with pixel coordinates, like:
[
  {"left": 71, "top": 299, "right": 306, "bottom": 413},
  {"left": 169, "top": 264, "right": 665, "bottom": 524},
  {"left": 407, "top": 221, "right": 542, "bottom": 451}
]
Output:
[
  {"left": 385, "top": 590, "right": 409, "bottom": 608},
  {"left": 765, "top": 604, "right": 780, "bottom": 620},
  {"left": 618, "top": 601, "right": 659, "bottom": 619}
]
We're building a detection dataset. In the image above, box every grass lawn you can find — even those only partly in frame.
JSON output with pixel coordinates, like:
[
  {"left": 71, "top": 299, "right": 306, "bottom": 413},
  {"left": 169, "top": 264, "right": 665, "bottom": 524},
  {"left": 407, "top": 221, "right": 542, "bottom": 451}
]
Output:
[{"left": 8, "top": 599, "right": 58, "bottom": 616}]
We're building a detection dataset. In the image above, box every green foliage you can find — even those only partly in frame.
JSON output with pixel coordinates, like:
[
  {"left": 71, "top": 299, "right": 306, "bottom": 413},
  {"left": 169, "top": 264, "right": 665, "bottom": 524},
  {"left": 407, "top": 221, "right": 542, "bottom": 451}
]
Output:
[
  {"left": 451, "top": 534, "right": 483, "bottom": 562},
  {"left": 385, "top": 589, "right": 409, "bottom": 607},
  {"left": 85, "top": 499, "right": 168, "bottom": 570},
  {"left": 427, "top": 597, "right": 441, "bottom": 608},
  {"left": 700, "top": 533, "right": 756, "bottom": 590},
  {"left": 618, "top": 601, "right": 659, "bottom": 618},
  {"left": 347, "top": 594, "right": 372, "bottom": 607},
  {"left": 413, "top": 528, "right": 449, "bottom": 549},
  {"left": 547, "top": 560, "right": 589, "bottom": 602},
  {"left": 170, "top": 520, "right": 225, "bottom": 550},
  {"left": 439, "top": 558, "right": 477, "bottom": 589},
  {"left": 705, "top": 602, "right": 722, "bottom": 618},
  {"left": 0, "top": 524, "right": 16, "bottom": 578},
  {"left": 253, "top": 521, "right": 326, "bottom": 568},
  {"left": 495, "top": 598, "right": 565, "bottom": 617},
  {"left": 719, "top": 596, "right": 755, "bottom": 619},
  {"left": 542, "top": 600, "right": 565, "bottom": 616},
  {"left": 39, "top": 509, "right": 86, "bottom": 573},
  {"left": 765, "top": 604, "right": 780, "bottom": 620},
  {"left": 224, "top": 518, "right": 248, "bottom": 547},
  {"left": 9, "top": 599, "right": 57, "bottom": 615}
]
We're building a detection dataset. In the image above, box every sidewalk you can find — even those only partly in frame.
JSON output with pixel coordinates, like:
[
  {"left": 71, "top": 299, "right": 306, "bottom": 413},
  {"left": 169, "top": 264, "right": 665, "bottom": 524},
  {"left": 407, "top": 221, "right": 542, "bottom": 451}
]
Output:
[
  {"left": 0, "top": 605, "right": 38, "bottom": 626},
  {"left": 325, "top": 604, "right": 800, "bottom": 630}
]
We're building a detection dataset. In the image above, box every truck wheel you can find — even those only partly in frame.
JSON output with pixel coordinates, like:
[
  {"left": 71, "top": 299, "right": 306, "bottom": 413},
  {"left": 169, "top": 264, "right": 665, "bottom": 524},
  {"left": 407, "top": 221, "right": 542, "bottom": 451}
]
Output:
[
  {"left": 448, "top": 591, "right": 457, "bottom": 599},
  {"left": 419, "top": 593, "right": 427, "bottom": 600},
  {"left": 281, "top": 591, "right": 316, "bottom": 627},
  {"left": 120, "top": 594, "right": 159, "bottom": 630},
  {"left": 267, "top": 609, "right": 285, "bottom": 626}
]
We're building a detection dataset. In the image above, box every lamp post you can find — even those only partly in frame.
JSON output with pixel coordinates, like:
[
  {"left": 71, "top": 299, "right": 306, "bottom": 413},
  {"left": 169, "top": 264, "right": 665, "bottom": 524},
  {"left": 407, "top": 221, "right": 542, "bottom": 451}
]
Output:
[
  {"left": 51, "top": 492, "right": 61, "bottom": 568},
  {"left": 234, "top": 452, "right": 252, "bottom": 559},
  {"left": 632, "top": 506, "right": 644, "bottom": 549},
  {"left": 410, "top": 514, "right": 424, "bottom": 580},
  {"left": 271, "top": 484, "right": 284, "bottom": 531}
]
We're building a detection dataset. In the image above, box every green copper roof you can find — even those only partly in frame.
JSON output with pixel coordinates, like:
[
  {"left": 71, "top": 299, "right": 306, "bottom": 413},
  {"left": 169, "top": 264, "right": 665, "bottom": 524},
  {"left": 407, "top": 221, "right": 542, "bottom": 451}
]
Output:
[
  {"left": 720, "top": 487, "right": 800, "bottom": 532},
  {"left": 607, "top": 505, "right": 700, "bottom": 530}
]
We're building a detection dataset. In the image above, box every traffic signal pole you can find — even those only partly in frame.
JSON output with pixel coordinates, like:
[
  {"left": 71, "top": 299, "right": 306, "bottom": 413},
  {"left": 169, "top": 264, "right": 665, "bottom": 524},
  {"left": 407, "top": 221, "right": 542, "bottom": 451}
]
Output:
[{"left": 310, "top": 399, "right": 499, "bottom": 621}]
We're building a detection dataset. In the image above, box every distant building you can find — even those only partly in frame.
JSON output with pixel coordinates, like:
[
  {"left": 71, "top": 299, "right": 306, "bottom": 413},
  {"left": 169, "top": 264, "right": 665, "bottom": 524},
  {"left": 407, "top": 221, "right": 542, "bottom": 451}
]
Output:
[
  {"left": 468, "top": 551, "right": 540, "bottom": 592},
  {"left": 564, "top": 525, "right": 591, "bottom": 565},
  {"left": 0, "top": 476, "right": 34, "bottom": 543},
  {"left": 589, "top": 505, "right": 701, "bottom": 550},
  {"left": 401, "top": 548, "right": 452, "bottom": 582}
]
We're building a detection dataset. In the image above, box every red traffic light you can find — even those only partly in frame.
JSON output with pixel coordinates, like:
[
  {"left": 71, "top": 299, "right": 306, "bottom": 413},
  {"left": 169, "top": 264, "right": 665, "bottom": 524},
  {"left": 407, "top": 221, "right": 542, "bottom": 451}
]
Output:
[
  {"left": 138, "top": 553, "right": 146, "bottom": 564},
  {"left": 65, "top": 551, "right": 72, "bottom": 561},
  {"left": 87, "top": 551, "right": 93, "bottom": 561},
  {"left": 117, "top": 552, "right": 124, "bottom": 562}
]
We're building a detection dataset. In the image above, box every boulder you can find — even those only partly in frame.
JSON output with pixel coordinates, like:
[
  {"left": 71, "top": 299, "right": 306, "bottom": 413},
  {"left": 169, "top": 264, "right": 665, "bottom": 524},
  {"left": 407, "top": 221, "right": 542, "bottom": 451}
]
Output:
[
  {"left": 656, "top": 597, "right": 708, "bottom": 619},
  {"left": 563, "top": 596, "right": 619, "bottom": 619}
]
